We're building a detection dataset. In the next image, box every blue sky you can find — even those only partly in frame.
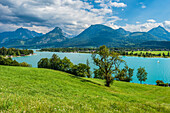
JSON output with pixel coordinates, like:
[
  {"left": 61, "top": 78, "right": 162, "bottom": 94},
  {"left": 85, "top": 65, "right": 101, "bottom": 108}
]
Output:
[{"left": 0, "top": 0, "right": 169, "bottom": 35}]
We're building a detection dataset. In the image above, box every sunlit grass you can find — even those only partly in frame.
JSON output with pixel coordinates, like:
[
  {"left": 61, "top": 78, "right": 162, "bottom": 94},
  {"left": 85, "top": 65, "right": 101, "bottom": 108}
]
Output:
[
  {"left": 128, "top": 51, "right": 170, "bottom": 56},
  {"left": 0, "top": 65, "right": 170, "bottom": 112}
]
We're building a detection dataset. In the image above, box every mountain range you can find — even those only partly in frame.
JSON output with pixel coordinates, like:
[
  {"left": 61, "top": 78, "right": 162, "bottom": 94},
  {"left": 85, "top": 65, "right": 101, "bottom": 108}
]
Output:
[{"left": 0, "top": 24, "right": 170, "bottom": 48}]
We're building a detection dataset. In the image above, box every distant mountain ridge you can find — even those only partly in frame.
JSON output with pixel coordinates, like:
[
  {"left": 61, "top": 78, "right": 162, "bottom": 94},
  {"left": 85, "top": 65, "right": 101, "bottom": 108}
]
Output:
[
  {"left": 1, "top": 24, "right": 170, "bottom": 48},
  {"left": 61, "top": 24, "right": 129, "bottom": 47},
  {"left": 148, "top": 25, "right": 170, "bottom": 41},
  {"left": 0, "top": 27, "right": 43, "bottom": 45},
  {"left": 27, "top": 27, "right": 66, "bottom": 45},
  {"left": 115, "top": 28, "right": 131, "bottom": 36}
]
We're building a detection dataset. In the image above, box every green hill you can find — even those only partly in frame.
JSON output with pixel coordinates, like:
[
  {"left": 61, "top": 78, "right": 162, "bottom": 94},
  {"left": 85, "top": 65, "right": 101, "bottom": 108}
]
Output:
[{"left": 0, "top": 65, "right": 169, "bottom": 112}]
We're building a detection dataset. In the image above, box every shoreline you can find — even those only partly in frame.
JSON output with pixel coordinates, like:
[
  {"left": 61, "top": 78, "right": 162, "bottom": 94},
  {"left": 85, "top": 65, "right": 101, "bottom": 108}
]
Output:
[
  {"left": 3, "top": 53, "right": 37, "bottom": 58},
  {"left": 37, "top": 51, "right": 170, "bottom": 58}
]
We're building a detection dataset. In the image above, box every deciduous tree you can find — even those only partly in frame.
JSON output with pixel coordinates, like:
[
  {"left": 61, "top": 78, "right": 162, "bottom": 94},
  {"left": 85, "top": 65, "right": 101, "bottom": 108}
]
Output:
[{"left": 92, "top": 45, "right": 125, "bottom": 87}]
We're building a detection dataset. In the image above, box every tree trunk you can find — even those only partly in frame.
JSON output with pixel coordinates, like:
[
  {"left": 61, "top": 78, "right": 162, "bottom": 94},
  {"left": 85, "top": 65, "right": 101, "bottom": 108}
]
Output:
[
  {"left": 105, "top": 79, "right": 110, "bottom": 87},
  {"left": 105, "top": 82, "right": 110, "bottom": 87}
]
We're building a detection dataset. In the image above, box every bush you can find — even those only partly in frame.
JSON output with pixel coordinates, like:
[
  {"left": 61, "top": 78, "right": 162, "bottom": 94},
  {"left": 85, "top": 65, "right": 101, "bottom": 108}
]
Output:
[
  {"left": 156, "top": 80, "right": 168, "bottom": 87},
  {"left": 156, "top": 80, "right": 164, "bottom": 85},
  {"left": 20, "top": 62, "right": 32, "bottom": 67}
]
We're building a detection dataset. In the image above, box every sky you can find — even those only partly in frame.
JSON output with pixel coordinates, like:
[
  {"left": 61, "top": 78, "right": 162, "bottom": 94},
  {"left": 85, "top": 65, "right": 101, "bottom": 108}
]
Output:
[{"left": 0, "top": 0, "right": 170, "bottom": 35}]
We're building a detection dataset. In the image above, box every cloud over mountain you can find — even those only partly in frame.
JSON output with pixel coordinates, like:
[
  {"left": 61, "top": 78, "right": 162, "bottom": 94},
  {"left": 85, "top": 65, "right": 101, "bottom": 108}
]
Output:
[
  {"left": 0, "top": 0, "right": 120, "bottom": 35},
  {"left": 0, "top": 0, "right": 169, "bottom": 35}
]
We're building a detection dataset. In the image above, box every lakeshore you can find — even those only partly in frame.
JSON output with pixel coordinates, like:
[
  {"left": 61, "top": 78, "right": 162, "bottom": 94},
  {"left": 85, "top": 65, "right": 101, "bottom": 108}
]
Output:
[{"left": 3, "top": 53, "right": 37, "bottom": 58}]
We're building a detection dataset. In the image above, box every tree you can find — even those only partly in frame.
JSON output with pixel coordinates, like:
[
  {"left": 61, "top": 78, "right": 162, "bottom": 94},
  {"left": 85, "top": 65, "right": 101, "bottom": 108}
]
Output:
[
  {"left": 136, "top": 67, "right": 148, "bottom": 84},
  {"left": 60, "top": 56, "right": 73, "bottom": 72},
  {"left": 50, "top": 54, "right": 61, "bottom": 70},
  {"left": 92, "top": 45, "right": 125, "bottom": 87},
  {"left": 115, "top": 65, "right": 134, "bottom": 82},
  {"left": 75, "top": 63, "right": 89, "bottom": 77},
  {"left": 20, "top": 62, "right": 32, "bottom": 67},
  {"left": 86, "top": 59, "right": 92, "bottom": 78},
  {"left": 38, "top": 58, "right": 50, "bottom": 68},
  {"left": 11, "top": 60, "right": 20, "bottom": 66},
  {"left": 94, "top": 68, "right": 104, "bottom": 79},
  {"left": 127, "top": 67, "right": 134, "bottom": 82}
]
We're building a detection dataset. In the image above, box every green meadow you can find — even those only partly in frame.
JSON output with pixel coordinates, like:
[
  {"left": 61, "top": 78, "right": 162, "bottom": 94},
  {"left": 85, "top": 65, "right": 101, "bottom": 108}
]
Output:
[
  {"left": 128, "top": 51, "right": 170, "bottom": 56},
  {"left": 0, "top": 65, "right": 170, "bottom": 112}
]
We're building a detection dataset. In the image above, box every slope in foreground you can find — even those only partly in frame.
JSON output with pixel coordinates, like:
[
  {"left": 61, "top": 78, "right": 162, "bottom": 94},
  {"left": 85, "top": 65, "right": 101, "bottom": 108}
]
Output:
[{"left": 0, "top": 65, "right": 169, "bottom": 112}]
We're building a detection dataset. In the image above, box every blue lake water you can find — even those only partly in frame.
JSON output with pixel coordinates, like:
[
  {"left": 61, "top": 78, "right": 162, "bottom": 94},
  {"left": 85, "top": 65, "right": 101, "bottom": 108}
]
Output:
[{"left": 13, "top": 50, "right": 170, "bottom": 85}]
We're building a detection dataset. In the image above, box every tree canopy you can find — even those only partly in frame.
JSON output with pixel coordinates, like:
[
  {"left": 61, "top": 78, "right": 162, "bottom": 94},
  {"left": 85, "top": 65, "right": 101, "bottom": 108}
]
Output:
[{"left": 92, "top": 45, "right": 125, "bottom": 87}]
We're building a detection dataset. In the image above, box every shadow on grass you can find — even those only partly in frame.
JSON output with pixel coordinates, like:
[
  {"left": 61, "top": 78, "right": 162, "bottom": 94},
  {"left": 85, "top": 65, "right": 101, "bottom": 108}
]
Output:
[{"left": 69, "top": 75, "right": 101, "bottom": 86}]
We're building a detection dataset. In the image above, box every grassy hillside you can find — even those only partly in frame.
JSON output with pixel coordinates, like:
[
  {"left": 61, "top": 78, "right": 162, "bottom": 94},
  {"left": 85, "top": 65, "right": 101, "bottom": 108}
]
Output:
[{"left": 0, "top": 65, "right": 170, "bottom": 112}]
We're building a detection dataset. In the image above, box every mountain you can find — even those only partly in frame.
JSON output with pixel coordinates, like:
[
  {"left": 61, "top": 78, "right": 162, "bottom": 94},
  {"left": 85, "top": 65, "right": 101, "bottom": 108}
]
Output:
[
  {"left": 61, "top": 24, "right": 129, "bottom": 47},
  {"left": 2, "top": 24, "right": 170, "bottom": 48},
  {"left": 26, "top": 27, "right": 66, "bottom": 45},
  {"left": 148, "top": 26, "right": 170, "bottom": 41},
  {"left": 137, "top": 41, "right": 170, "bottom": 49},
  {"left": 0, "top": 28, "right": 43, "bottom": 44},
  {"left": 128, "top": 32, "right": 164, "bottom": 44},
  {"left": 115, "top": 28, "right": 131, "bottom": 36},
  {"left": 2, "top": 27, "right": 67, "bottom": 48}
]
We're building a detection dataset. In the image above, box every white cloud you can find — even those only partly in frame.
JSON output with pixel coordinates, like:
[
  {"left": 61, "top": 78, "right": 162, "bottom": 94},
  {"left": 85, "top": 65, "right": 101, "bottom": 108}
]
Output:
[
  {"left": 139, "top": 2, "right": 146, "bottom": 9},
  {"left": 0, "top": 22, "right": 52, "bottom": 33},
  {"left": 0, "top": 0, "right": 124, "bottom": 35},
  {"left": 136, "top": 21, "right": 140, "bottom": 24},
  {"left": 147, "top": 19, "right": 156, "bottom": 23},
  {"left": 141, "top": 5, "right": 146, "bottom": 8},
  {"left": 121, "top": 22, "right": 167, "bottom": 32},
  {"left": 0, "top": 0, "right": 111, "bottom": 35},
  {"left": 163, "top": 21, "right": 170, "bottom": 30},
  {"left": 110, "top": 2, "right": 127, "bottom": 8},
  {"left": 94, "top": 0, "right": 102, "bottom": 3}
]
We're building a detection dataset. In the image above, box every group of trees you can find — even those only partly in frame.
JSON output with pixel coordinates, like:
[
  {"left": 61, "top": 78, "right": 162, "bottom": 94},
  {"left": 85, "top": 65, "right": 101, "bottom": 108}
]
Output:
[
  {"left": 119, "top": 51, "right": 170, "bottom": 58},
  {"left": 39, "top": 48, "right": 98, "bottom": 53},
  {"left": 92, "top": 45, "right": 148, "bottom": 87},
  {"left": 38, "top": 45, "right": 148, "bottom": 87},
  {"left": 38, "top": 54, "right": 91, "bottom": 78},
  {"left": 39, "top": 47, "right": 170, "bottom": 58},
  {"left": 0, "top": 47, "right": 33, "bottom": 56},
  {"left": 0, "top": 56, "right": 31, "bottom": 67}
]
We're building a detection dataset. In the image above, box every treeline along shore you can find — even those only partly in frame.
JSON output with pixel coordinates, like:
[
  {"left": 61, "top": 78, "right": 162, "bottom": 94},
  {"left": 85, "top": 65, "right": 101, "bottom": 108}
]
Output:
[
  {"left": 0, "top": 47, "right": 33, "bottom": 67},
  {"left": 39, "top": 47, "right": 170, "bottom": 58},
  {"left": 0, "top": 47, "right": 34, "bottom": 58}
]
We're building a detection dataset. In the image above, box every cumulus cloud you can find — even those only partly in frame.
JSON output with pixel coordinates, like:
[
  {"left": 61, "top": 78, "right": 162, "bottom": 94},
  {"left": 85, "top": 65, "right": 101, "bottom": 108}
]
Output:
[
  {"left": 147, "top": 19, "right": 156, "bottom": 23},
  {"left": 110, "top": 2, "right": 127, "bottom": 7},
  {"left": 163, "top": 21, "right": 170, "bottom": 29},
  {"left": 0, "top": 0, "right": 115, "bottom": 35},
  {"left": 94, "top": 0, "right": 102, "bottom": 3},
  {"left": 120, "top": 22, "right": 170, "bottom": 32}
]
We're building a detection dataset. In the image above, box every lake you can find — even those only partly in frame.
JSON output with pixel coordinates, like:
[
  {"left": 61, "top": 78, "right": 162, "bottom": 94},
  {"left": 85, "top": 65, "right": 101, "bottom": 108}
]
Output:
[{"left": 13, "top": 50, "right": 170, "bottom": 85}]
